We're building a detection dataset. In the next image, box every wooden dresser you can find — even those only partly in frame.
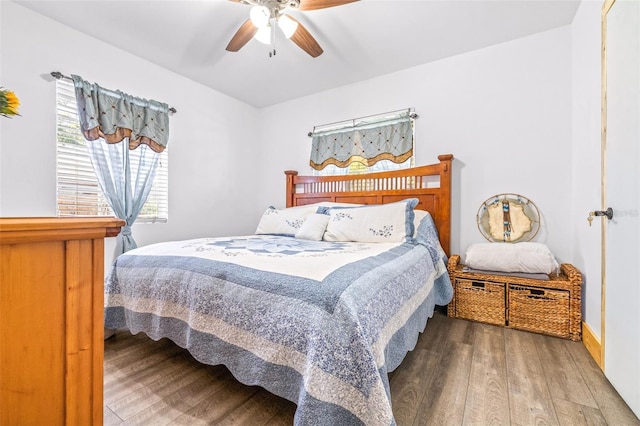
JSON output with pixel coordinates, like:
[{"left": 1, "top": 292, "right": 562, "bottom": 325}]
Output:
[{"left": 0, "top": 217, "right": 124, "bottom": 426}]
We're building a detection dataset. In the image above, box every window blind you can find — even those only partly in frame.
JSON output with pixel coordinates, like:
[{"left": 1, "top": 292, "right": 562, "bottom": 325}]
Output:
[{"left": 56, "top": 79, "right": 168, "bottom": 222}]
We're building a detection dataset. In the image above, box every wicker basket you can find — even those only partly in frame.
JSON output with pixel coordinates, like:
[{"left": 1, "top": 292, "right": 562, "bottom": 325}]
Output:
[
  {"left": 447, "top": 255, "right": 583, "bottom": 341},
  {"left": 508, "top": 285, "right": 570, "bottom": 338},
  {"left": 454, "top": 279, "right": 505, "bottom": 325}
]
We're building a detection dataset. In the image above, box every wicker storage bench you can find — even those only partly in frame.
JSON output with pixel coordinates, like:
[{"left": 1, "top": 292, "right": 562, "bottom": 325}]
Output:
[{"left": 447, "top": 255, "right": 582, "bottom": 341}]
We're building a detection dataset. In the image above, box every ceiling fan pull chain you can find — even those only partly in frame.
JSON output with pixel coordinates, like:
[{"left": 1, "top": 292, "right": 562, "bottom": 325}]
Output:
[{"left": 270, "top": 16, "right": 277, "bottom": 57}]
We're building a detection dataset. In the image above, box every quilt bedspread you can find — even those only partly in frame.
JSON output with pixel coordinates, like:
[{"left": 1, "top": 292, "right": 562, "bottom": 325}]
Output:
[{"left": 105, "top": 231, "right": 452, "bottom": 425}]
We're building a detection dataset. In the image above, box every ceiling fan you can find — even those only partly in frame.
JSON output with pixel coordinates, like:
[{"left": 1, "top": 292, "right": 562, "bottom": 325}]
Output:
[{"left": 226, "top": 0, "right": 359, "bottom": 58}]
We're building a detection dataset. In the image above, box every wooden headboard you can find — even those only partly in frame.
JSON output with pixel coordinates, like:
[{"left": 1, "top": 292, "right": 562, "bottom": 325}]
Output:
[{"left": 285, "top": 154, "right": 454, "bottom": 256}]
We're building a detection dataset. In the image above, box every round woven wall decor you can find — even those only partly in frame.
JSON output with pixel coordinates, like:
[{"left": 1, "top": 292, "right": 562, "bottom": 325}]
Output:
[{"left": 477, "top": 193, "right": 540, "bottom": 243}]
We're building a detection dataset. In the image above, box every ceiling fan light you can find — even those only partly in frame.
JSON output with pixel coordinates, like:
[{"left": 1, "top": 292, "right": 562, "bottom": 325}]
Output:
[
  {"left": 278, "top": 15, "right": 299, "bottom": 39},
  {"left": 249, "top": 6, "right": 270, "bottom": 28},
  {"left": 254, "top": 25, "right": 272, "bottom": 44}
]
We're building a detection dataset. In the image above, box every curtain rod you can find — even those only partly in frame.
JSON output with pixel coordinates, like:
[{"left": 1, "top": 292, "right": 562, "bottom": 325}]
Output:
[
  {"left": 50, "top": 71, "right": 177, "bottom": 114},
  {"left": 307, "top": 107, "right": 418, "bottom": 137}
]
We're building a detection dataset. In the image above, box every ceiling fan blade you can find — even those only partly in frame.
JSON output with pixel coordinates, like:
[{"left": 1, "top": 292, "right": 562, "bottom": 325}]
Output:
[
  {"left": 288, "top": 17, "right": 323, "bottom": 57},
  {"left": 226, "top": 19, "right": 258, "bottom": 52},
  {"left": 297, "top": 0, "right": 358, "bottom": 11}
]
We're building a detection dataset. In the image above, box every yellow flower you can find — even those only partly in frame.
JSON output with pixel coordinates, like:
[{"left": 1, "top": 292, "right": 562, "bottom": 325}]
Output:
[{"left": 0, "top": 87, "right": 20, "bottom": 117}]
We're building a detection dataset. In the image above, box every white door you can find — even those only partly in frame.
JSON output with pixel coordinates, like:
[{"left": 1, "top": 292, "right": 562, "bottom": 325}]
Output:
[{"left": 603, "top": 0, "right": 640, "bottom": 417}]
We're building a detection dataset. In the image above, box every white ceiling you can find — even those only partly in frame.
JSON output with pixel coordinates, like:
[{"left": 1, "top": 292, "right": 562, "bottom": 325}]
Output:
[{"left": 15, "top": 0, "right": 580, "bottom": 108}]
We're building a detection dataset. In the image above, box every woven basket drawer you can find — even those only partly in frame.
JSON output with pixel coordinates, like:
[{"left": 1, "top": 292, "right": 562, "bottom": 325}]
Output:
[
  {"left": 455, "top": 279, "right": 505, "bottom": 325},
  {"left": 508, "top": 285, "right": 570, "bottom": 338}
]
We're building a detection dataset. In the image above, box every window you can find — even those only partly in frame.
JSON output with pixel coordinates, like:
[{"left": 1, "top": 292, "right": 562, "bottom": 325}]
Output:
[
  {"left": 313, "top": 158, "right": 414, "bottom": 177},
  {"left": 56, "top": 79, "right": 168, "bottom": 222},
  {"left": 310, "top": 110, "right": 415, "bottom": 176}
]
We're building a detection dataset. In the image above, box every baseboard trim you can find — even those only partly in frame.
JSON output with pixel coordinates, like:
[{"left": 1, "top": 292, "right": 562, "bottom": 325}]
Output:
[{"left": 582, "top": 321, "right": 603, "bottom": 369}]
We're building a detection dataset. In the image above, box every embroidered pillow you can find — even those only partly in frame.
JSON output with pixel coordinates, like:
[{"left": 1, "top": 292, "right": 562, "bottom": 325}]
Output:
[
  {"left": 322, "top": 199, "right": 418, "bottom": 243},
  {"left": 295, "top": 214, "right": 331, "bottom": 241},
  {"left": 255, "top": 205, "right": 317, "bottom": 236}
]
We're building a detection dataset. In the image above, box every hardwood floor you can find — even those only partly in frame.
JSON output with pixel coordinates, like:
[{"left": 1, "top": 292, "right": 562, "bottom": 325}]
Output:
[{"left": 104, "top": 312, "right": 639, "bottom": 425}]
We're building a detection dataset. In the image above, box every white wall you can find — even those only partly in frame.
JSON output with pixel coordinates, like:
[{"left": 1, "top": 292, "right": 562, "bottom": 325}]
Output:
[
  {"left": 256, "top": 26, "right": 574, "bottom": 262},
  {"left": 0, "top": 2, "right": 263, "bottom": 266},
  {"left": 571, "top": 0, "right": 603, "bottom": 338},
  {"left": 1, "top": 2, "right": 604, "bottom": 341}
]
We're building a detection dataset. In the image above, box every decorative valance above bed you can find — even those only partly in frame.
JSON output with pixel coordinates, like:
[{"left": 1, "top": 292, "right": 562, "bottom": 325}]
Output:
[{"left": 309, "top": 111, "right": 414, "bottom": 171}]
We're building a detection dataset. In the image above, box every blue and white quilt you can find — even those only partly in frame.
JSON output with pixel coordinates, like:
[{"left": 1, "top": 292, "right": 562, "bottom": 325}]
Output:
[{"left": 105, "top": 217, "right": 453, "bottom": 425}]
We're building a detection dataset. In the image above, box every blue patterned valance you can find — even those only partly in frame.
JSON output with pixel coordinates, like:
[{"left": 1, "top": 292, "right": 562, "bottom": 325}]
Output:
[
  {"left": 310, "top": 112, "right": 413, "bottom": 171},
  {"left": 71, "top": 75, "right": 170, "bottom": 152}
]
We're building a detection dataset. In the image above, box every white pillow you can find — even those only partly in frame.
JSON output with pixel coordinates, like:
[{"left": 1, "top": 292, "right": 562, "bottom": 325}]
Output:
[
  {"left": 322, "top": 199, "right": 418, "bottom": 243},
  {"left": 464, "top": 242, "right": 559, "bottom": 274},
  {"left": 295, "top": 214, "right": 331, "bottom": 241},
  {"left": 413, "top": 209, "right": 429, "bottom": 237},
  {"left": 255, "top": 205, "right": 318, "bottom": 236}
]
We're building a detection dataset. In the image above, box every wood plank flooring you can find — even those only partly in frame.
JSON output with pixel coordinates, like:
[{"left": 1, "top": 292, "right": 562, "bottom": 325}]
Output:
[{"left": 104, "top": 311, "right": 639, "bottom": 425}]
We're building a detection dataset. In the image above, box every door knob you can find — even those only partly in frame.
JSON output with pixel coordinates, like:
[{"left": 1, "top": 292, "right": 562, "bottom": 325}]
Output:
[{"left": 590, "top": 207, "right": 614, "bottom": 220}]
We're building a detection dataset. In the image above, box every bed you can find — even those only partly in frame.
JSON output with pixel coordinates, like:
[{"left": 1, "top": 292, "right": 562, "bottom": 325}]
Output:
[{"left": 105, "top": 154, "right": 454, "bottom": 425}]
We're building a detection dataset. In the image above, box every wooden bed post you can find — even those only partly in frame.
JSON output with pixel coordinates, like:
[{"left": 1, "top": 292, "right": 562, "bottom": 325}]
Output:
[
  {"left": 437, "top": 154, "right": 454, "bottom": 256},
  {"left": 284, "top": 170, "right": 298, "bottom": 208}
]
